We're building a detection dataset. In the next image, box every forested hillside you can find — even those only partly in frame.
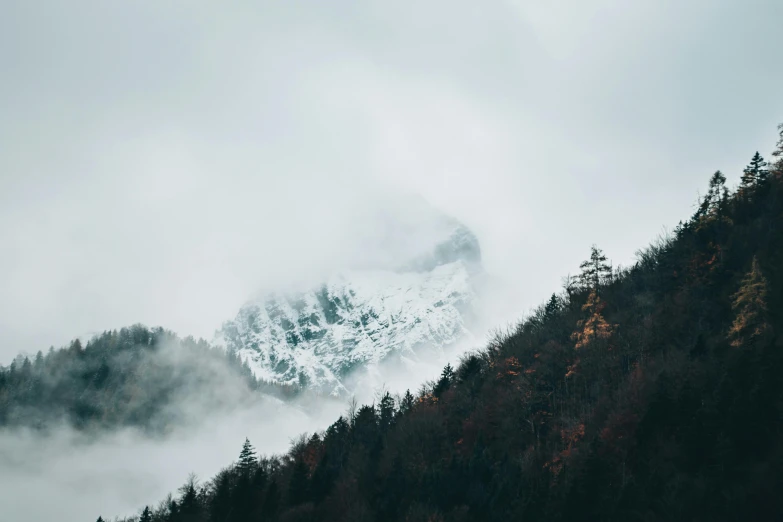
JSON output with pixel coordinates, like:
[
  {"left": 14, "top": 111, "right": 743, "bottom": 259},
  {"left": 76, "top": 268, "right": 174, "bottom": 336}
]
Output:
[
  {"left": 0, "top": 326, "right": 296, "bottom": 432},
  {"left": 105, "top": 123, "right": 783, "bottom": 521}
]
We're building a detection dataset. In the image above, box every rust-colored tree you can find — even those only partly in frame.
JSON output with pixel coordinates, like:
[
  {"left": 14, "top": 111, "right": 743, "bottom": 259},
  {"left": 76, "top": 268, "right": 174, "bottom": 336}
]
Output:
[{"left": 729, "top": 256, "right": 770, "bottom": 347}]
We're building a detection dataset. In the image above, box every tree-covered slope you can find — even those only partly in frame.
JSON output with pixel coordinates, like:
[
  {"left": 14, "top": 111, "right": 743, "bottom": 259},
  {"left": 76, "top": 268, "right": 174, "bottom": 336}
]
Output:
[
  {"left": 105, "top": 124, "right": 783, "bottom": 522},
  {"left": 0, "top": 325, "right": 295, "bottom": 432}
]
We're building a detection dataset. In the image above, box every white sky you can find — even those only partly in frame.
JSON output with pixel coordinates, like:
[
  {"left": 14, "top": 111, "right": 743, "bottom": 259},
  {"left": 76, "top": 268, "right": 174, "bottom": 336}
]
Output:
[{"left": 2, "top": 0, "right": 782, "bottom": 362}]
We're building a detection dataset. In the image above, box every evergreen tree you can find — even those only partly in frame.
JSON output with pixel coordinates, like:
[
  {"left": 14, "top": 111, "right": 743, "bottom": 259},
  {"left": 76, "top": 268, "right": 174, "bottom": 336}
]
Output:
[
  {"left": 139, "top": 506, "right": 152, "bottom": 522},
  {"left": 544, "top": 293, "right": 560, "bottom": 319},
  {"left": 96, "top": 517, "right": 104, "bottom": 522},
  {"left": 433, "top": 363, "right": 455, "bottom": 398},
  {"left": 378, "top": 391, "right": 396, "bottom": 433},
  {"left": 167, "top": 498, "right": 179, "bottom": 522},
  {"left": 33, "top": 350, "right": 44, "bottom": 371},
  {"left": 729, "top": 257, "right": 770, "bottom": 347},
  {"left": 697, "top": 171, "right": 729, "bottom": 218},
  {"left": 578, "top": 245, "right": 612, "bottom": 290},
  {"left": 20, "top": 357, "right": 32, "bottom": 379},
  {"left": 456, "top": 354, "right": 483, "bottom": 385},
  {"left": 237, "top": 438, "right": 257, "bottom": 476},
  {"left": 352, "top": 405, "right": 379, "bottom": 448},
  {"left": 399, "top": 389, "right": 415, "bottom": 416},
  {"left": 70, "top": 338, "right": 84, "bottom": 354},
  {"left": 178, "top": 475, "right": 200, "bottom": 519},
  {"left": 741, "top": 151, "right": 768, "bottom": 188}
]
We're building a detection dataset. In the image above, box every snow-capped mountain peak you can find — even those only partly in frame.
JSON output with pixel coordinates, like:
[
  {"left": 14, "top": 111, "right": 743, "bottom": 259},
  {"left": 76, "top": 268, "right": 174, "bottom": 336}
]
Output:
[{"left": 217, "top": 223, "right": 481, "bottom": 395}]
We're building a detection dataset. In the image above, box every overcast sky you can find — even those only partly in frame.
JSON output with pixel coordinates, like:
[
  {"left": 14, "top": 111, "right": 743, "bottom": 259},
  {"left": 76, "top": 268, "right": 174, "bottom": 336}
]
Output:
[{"left": 2, "top": 0, "right": 782, "bottom": 362}]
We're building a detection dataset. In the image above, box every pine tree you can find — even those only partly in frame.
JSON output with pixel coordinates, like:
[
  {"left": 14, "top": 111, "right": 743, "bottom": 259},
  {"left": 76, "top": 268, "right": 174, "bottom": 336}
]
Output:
[
  {"left": 729, "top": 257, "right": 770, "bottom": 347},
  {"left": 167, "top": 498, "right": 179, "bottom": 522},
  {"left": 399, "top": 389, "right": 415, "bottom": 416},
  {"left": 70, "top": 338, "right": 84, "bottom": 354},
  {"left": 33, "top": 350, "right": 44, "bottom": 371},
  {"left": 433, "top": 363, "right": 455, "bottom": 398},
  {"left": 178, "top": 474, "right": 200, "bottom": 517},
  {"left": 139, "top": 506, "right": 152, "bottom": 522},
  {"left": 741, "top": 151, "right": 768, "bottom": 188},
  {"left": 544, "top": 293, "right": 560, "bottom": 319},
  {"left": 96, "top": 517, "right": 104, "bottom": 522},
  {"left": 697, "top": 171, "right": 729, "bottom": 218},
  {"left": 352, "top": 405, "right": 379, "bottom": 448},
  {"left": 378, "top": 391, "right": 396, "bottom": 432},
  {"left": 237, "top": 438, "right": 257, "bottom": 476},
  {"left": 578, "top": 246, "right": 612, "bottom": 290}
]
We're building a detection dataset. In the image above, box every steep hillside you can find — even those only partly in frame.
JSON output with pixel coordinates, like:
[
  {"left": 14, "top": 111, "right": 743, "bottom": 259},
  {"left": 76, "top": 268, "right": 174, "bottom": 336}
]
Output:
[
  {"left": 218, "top": 225, "right": 483, "bottom": 395},
  {"left": 110, "top": 125, "right": 783, "bottom": 522}
]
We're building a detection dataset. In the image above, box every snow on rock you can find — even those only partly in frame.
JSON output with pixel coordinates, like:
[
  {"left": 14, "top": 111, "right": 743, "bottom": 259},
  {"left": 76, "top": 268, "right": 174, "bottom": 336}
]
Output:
[{"left": 216, "top": 224, "right": 482, "bottom": 396}]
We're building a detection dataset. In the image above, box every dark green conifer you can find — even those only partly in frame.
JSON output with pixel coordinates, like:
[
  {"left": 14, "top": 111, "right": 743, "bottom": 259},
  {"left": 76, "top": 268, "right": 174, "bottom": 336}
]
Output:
[
  {"left": 742, "top": 151, "right": 768, "bottom": 187},
  {"left": 698, "top": 171, "right": 728, "bottom": 218},
  {"left": 237, "top": 438, "right": 257, "bottom": 476},
  {"left": 544, "top": 293, "right": 560, "bottom": 318},
  {"left": 178, "top": 475, "right": 200, "bottom": 517},
  {"left": 139, "top": 506, "right": 152, "bottom": 522},
  {"left": 433, "top": 363, "right": 455, "bottom": 398},
  {"left": 378, "top": 391, "right": 396, "bottom": 432},
  {"left": 399, "top": 389, "right": 415, "bottom": 416}
]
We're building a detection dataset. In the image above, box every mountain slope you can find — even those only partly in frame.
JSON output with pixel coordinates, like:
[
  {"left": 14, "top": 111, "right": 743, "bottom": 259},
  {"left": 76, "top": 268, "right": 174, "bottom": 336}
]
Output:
[
  {"left": 110, "top": 129, "right": 783, "bottom": 522},
  {"left": 218, "top": 225, "right": 482, "bottom": 395}
]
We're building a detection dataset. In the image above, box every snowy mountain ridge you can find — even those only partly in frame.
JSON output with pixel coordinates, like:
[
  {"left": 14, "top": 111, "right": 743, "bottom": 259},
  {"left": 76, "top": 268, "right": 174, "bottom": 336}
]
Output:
[{"left": 216, "top": 223, "right": 482, "bottom": 395}]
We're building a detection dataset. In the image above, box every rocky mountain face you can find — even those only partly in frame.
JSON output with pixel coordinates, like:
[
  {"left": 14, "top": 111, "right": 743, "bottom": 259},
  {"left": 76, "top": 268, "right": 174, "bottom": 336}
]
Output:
[{"left": 216, "top": 224, "right": 482, "bottom": 395}]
